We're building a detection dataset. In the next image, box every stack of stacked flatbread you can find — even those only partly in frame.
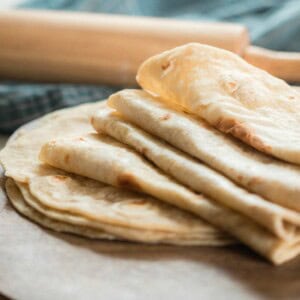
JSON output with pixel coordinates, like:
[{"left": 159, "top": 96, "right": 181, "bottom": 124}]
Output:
[{"left": 1, "top": 43, "right": 300, "bottom": 265}]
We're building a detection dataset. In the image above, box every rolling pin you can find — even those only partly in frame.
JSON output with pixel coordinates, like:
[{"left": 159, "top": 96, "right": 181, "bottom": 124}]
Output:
[{"left": 0, "top": 10, "right": 299, "bottom": 86}]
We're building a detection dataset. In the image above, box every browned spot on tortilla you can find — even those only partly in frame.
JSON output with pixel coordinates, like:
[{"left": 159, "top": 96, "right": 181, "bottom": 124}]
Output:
[
  {"left": 226, "top": 81, "right": 238, "bottom": 94},
  {"left": 128, "top": 199, "right": 147, "bottom": 206},
  {"left": 247, "top": 176, "right": 263, "bottom": 189},
  {"left": 141, "top": 147, "right": 148, "bottom": 155},
  {"left": 90, "top": 116, "right": 95, "bottom": 126},
  {"left": 53, "top": 175, "right": 68, "bottom": 181},
  {"left": 117, "top": 173, "right": 141, "bottom": 191},
  {"left": 64, "top": 154, "right": 70, "bottom": 164},
  {"left": 228, "top": 81, "right": 237, "bottom": 88},
  {"left": 161, "top": 61, "right": 170, "bottom": 70},
  {"left": 215, "top": 117, "right": 272, "bottom": 154},
  {"left": 194, "top": 191, "right": 203, "bottom": 196},
  {"left": 237, "top": 175, "right": 244, "bottom": 182},
  {"left": 159, "top": 113, "right": 171, "bottom": 121},
  {"left": 78, "top": 137, "right": 85, "bottom": 142}
]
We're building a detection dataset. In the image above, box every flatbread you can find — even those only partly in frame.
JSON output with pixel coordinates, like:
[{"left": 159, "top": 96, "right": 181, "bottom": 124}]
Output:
[
  {"left": 0, "top": 101, "right": 230, "bottom": 246},
  {"left": 28, "top": 174, "right": 227, "bottom": 245},
  {"left": 17, "top": 178, "right": 226, "bottom": 246},
  {"left": 91, "top": 106, "right": 300, "bottom": 239},
  {"left": 108, "top": 89, "right": 300, "bottom": 212},
  {"left": 5, "top": 178, "right": 116, "bottom": 240},
  {"left": 0, "top": 102, "right": 102, "bottom": 183},
  {"left": 39, "top": 132, "right": 300, "bottom": 264},
  {"left": 39, "top": 133, "right": 215, "bottom": 213},
  {"left": 136, "top": 43, "right": 300, "bottom": 164}
]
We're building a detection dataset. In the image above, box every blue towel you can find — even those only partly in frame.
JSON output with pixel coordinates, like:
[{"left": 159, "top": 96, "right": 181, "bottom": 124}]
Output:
[{"left": 1, "top": 0, "right": 299, "bottom": 133}]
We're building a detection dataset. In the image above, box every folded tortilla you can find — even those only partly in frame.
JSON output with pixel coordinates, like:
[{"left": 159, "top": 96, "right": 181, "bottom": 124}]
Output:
[
  {"left": 91, "top": 106, "right": 300, "bottom": 240},
  {"left": 17, "top": 177, "right": 225, "bottom": 246},
  {"left": 137, "top": 43, "right": 300, "bottom": 164},
  {"left": 0, "top": 102, "right": 102, "bottom": 183},
  {"left": 39, "top": 132, "right": 300, "bottom": 264},
  {"left": 1, "top": 101, "right": 230, "bottom": 246},
  {"left": 5, "top": 178, "right": 116, "bottom": 240},
  {"left": 108, "top": 89, "right": 300, "bottom": 212}
]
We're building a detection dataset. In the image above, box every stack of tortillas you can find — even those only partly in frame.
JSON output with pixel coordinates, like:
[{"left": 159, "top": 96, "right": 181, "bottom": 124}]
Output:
[{"left": 1, "top": 43, "right": 300, "bottom": 265}]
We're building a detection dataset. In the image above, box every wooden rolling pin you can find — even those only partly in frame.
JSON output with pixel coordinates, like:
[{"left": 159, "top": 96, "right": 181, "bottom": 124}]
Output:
[{"left": 0, "top": 10, "right": 299, "bottom": 85}]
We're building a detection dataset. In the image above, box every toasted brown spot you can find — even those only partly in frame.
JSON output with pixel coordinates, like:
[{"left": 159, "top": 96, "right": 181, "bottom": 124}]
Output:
[
  {"left": 247, "top": 176, "right": 263, "bottom": 189},
  {"left": 141, "top": 147, "right": 149, "bottom": 155},
  {"left": 195, "top": 191, "right": 203, "bottom": 196},
  {"left": 237, "top": 175, "right": 244, "bottom": 182},
  {"left": 215, "top": 117, "right": 272, "bottom": 153},
  {"left": 117, "top": 173, "right": 141, "bottom": 191},
  {"left": 226, "top": 81, "right": 238, "bottom": 93},
  {"left": 77, "top": 137, "right": 85, "bottom": 142},
  {"left": 161, "top": 61, "right": 170, "bottom": 70},
  {"left": 53, "top": 175, "right": 68, "bottom": 181},
  {"left": 90, "top": 116, "right": 95, "bottom": 126},
  {"left": 127, "top": 199, "right": 147, "bottom": 206},
  {"left": 64, "top": 154, "right": 70, "bottom": 163},
  {"left": 159, "top": 113, "right": 171, "bottom": 121}
]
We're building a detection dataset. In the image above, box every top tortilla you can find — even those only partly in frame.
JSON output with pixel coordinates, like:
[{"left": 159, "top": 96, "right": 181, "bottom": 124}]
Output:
[{"left": 137, "top": 43, "right": 300, "bottom": 164}]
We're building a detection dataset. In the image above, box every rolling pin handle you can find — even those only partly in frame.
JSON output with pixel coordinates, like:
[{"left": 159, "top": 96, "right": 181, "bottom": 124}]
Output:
[{"left": 244, "top": 46, "right": 300, "bottom": 83}]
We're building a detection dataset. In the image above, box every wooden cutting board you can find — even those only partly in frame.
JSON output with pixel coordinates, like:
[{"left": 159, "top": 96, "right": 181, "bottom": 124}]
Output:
[{"left": 1, "top": 116, "right": 300, "bottom": 300}]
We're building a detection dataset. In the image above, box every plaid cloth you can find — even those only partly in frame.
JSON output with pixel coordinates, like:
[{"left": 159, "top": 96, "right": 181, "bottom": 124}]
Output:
[
  {"left": 1, "top": 0, "right": 300, "bottom": 133},
  {"left": 0, "top": 83, "right": 118, "bottom": 133}
]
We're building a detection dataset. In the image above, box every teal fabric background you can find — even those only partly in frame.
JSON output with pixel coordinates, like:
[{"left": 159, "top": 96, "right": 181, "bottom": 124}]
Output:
[{"left": 0, "top": 0, "right": 299, "bottom": 133}]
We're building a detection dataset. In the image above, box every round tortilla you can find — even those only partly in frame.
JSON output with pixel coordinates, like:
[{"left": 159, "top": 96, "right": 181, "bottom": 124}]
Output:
[{"left": 0, "top": 101, "right": 232, "bottom": 246}]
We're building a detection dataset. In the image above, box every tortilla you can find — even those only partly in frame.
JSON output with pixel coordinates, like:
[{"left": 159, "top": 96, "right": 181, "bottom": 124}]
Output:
[
  {"left": 1, "top": 101, "right": 230, "bottom": 246},
  {"left": 39, "top": 132, "right": 300, "bottom": 264},
  {"left": 91, "top": 106, "right": 300, "bottom": 239},
  {"left": 0, "top": 102, "right": 102, "bottom": 183},
  {"left": 108, "top": 89, "right": 300, "bottom": 212},
  {"left": 39, "top": 133, "right": 214, "bottom": 212},
  {"left": 5, "top": 178, "right": 116, "bottom": 240},
  {"left": 17, "top": 177, "right": 226, "bottom": 246},
  {"left": 136, "top": 43, "right": 300, "bottom": 164}
]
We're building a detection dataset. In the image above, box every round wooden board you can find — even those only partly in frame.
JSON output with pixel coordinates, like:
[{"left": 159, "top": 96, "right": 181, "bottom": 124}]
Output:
[{"left": 1, "top": 107, "right": 300, "bottom": 300}]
